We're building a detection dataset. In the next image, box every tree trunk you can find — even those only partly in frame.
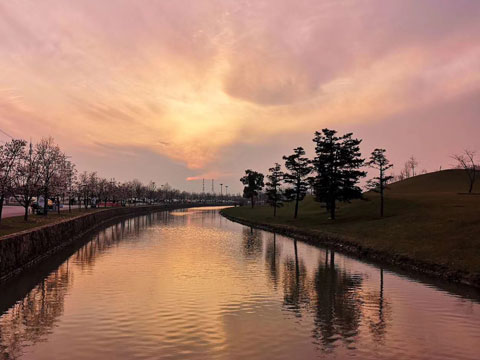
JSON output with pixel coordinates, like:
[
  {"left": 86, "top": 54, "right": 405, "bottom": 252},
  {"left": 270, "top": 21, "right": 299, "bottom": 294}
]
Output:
[
  {"left": 0, "top": 194, "right": 4, "bottom": 225},
  {"left": 251, "top": 196, "right": 254, "bottom": 208},
  {"left": 380, "top": 169, "right": 385, "bottom": 217},
  {"left": 57, "top": 196, "right": 61, "bottom": 214},
  {"left": 294, "top": 194, "right": 299, "bottom": 219},
  {"left": 330, "top": 199, "right": 336, "bottom": 220},
  {"left": 380, "top": 190, "right": 384, "bottom": 217},
  {"left": 43, "top": 188, "right": 49, "bottom": 216},
  {"left": 24, "top": 203, "right": 29, "bottom": 221}
]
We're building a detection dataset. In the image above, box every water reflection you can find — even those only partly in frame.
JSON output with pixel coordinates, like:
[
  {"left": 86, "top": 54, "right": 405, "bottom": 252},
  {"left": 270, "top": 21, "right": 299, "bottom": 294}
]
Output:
[
  {"left": 242, "top": 227, "right": 263, "bottom": 259},
  {"left": 0, "top": 214, "right": 157, "bottom": 359},
  {"left": 0, "top": 208, "right": 479, "bottom": 360},
  {"left": 265, "top": 234, "right": 281, "bottom": 290},
  {"left": 0, "top": 264, "right": 71, "bottom": 359}
]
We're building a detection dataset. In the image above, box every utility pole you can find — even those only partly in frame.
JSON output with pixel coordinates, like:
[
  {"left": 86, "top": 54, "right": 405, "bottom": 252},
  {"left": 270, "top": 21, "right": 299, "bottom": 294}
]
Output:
[
  {"left": 225, "top": 185, "right": 228, "bottom": 196},
  {"left": 202, "top": 178, "right": 205, "bottom": 194},
  {"left": 211, "top": 179, "right": 214, "bottom": 193}
]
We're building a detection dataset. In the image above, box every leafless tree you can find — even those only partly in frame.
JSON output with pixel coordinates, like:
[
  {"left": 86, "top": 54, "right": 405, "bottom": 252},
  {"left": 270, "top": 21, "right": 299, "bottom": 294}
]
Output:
[
  {"left": 452, "top": 150, "right": 477, "bottom": 193},
  {"left": 11, "top": 142, "right": 42, "bottom": 221},
  {"left": 407, "top": 156, "right": 418, "bottom": 177},
  {"left": 36, "top": 138, "right": 64, "bottom": 215},
  {"left": 0, "top": 139, "right": 26, "bottom": 223}
]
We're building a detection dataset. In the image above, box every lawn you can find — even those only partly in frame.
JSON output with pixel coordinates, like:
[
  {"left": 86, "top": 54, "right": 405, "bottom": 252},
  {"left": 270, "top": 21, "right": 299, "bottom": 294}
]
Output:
[
  {"left": 223, "top": 170, "right": 480, "bottom": 274},
  {"left": 0, "top": 209, "right": 104, "bottom": 238}
]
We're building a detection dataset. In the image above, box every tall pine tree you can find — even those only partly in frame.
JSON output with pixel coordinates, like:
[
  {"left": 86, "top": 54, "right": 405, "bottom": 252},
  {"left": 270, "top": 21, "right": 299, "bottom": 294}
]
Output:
[
  {"left": 312, "top": 129, "right": 366, "bottom": 220},
  {"left": 265, "top": 163, "right": 284, "bottom": 216},
  {"left": 367, "top": 149, "right": 393, "bottom": 217},
  {"left": 240, "top": 169, "right": 264, "bottom": 208},
  {"left": 283, "top": 147, "right": 312, "bottom": 219}
]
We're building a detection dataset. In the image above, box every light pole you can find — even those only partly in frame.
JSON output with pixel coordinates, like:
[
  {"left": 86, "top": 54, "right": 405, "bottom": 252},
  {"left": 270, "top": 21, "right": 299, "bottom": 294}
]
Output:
[{"left": 220, "top": 183, "right": 223, "bottom": 196}]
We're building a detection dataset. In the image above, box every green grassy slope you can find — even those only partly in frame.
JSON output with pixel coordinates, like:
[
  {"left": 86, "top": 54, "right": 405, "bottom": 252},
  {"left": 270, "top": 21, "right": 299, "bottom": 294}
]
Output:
[
  {"left": 388, "top": 169, "right": 480, "bottom": 194},
  {"left": 224, "top": 170, "right": 480, "bottom": 274}
]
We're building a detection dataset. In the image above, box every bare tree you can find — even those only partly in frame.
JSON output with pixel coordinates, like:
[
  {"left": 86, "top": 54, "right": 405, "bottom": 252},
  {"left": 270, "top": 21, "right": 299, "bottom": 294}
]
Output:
[
  {"left": 11, "top": 142, "right": 42, "bottom": 221},
  {"left": 0, "top": 139, "right": 26, "bottom": 223},
  {"left": 407, "top": 156, "right": 418, "bottom": 177},
  {"left": 452, "top": 150, "right": 477, "bottom": 193},
  {"left": 131, "top": 179, "right": 144, "bottom": 205},
  {"left": 63, "top": 161, "right": 76, "bottom": 212},
  {"left": 36, "top": 138, "right": 63, "bottom": 215},
  {"left": 97, "top": 178, "right": 109, "bottom": 208}
]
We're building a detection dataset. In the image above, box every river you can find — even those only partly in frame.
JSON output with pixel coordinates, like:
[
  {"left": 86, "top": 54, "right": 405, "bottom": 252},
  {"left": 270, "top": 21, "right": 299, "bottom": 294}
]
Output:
[{"left": 1, "top": 207, "right": 479, "bottom": 359}]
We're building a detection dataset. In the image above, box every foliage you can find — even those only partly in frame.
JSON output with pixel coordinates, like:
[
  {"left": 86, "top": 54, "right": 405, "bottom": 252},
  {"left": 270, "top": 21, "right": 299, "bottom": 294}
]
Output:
[
  {"left": 283, "top": 147, "right": 312, "bottom": 218},
  {"left": 367, "top": 148, "right": 393, "bottom": 217},
  {"left": 312, "top": 129, "right": 366, "bottom": 220},
  {"left": 265, "top": 163, "right": 284, "bottom": 216},
  {"left": 240, "top": 169, "right": 264, "bottom": 208}
]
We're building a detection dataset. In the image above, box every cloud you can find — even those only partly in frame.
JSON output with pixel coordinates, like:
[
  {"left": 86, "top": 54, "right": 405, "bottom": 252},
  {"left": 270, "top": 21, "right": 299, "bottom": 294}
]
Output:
[{"left": 0, "top": 0, "right": 479, "bottom": 184}]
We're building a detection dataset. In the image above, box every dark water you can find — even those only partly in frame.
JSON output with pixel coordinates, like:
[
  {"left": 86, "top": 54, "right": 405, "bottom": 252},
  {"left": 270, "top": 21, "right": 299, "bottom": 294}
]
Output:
[{"left": 1, "top": 207, "right": 479, "bottom": 360}]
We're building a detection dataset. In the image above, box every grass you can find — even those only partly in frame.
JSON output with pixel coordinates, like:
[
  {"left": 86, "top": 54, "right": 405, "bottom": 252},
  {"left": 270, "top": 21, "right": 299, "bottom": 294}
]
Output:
[
  {"left": 0, "top": 209, "right": 104, "bottom": 238},
  {"left": 223, "top": 169, "right": 480, "bottom": 274}
]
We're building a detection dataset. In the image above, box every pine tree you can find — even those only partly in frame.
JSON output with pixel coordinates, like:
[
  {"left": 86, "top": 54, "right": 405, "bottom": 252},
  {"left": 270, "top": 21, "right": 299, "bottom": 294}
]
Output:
[
  {"left": 283, "top": 147, "right": 312, "bottom": 219},
  {"left": 240, "top": 170, "right": 264, "bottom": 208},
  {"left": 312, "top": 129, "right": 366, "bottom": 220},
  {"left": 265, "top": 163, "right": 284, "bottom": 216},
  {"left": 367, "top": 149, "right": 393, "bottom": 217}
]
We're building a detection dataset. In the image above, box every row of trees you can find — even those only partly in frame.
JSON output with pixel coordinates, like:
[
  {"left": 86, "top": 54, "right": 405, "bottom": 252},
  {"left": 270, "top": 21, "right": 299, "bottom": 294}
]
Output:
[
  {"left": 0, "top": 137, "right": 238, "bottom": 224},
  {"left": 241, "top": 129, "right": 394, "bottom": 219}
]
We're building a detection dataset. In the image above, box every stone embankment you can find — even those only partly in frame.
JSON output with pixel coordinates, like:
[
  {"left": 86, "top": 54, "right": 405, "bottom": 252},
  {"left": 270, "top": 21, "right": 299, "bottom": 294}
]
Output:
[{"left": 0, "top": 204, "right": 226, "bottom": 282}]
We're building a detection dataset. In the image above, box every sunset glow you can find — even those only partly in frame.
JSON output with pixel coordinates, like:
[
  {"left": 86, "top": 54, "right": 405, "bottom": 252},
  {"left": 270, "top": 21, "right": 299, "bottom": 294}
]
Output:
[{"left": 1, "top": 0, "right": 479, "bottom": 191}]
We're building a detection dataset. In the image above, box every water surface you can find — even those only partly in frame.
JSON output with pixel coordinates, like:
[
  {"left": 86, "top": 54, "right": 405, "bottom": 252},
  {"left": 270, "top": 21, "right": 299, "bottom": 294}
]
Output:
[{"left": 1, "top": 207, "right": 479, "bottom": 359}]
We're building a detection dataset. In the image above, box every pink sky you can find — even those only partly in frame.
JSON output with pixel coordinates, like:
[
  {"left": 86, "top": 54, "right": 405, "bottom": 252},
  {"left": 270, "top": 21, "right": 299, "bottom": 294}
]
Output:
[{"left": 0, "top": 0, "right": 479, "bottom": 193}]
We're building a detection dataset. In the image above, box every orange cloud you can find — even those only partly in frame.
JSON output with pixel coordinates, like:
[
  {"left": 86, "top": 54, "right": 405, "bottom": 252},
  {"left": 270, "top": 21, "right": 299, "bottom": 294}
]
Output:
[{"left": 1, "top": 0, "right": 480, "bottom": 178}]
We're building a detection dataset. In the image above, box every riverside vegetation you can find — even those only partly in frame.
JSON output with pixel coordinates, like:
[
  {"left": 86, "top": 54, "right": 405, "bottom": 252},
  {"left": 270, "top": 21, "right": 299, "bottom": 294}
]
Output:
[{"left": 225, "top": 169, "right": 480, "bottom": 274}]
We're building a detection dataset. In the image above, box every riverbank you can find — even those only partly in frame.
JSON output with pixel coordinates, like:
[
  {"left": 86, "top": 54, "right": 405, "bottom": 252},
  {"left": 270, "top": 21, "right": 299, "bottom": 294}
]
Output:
[
  {"left": 221, "top": 206, "right": 480, "bottom": 288},
  {"left": 0, "top": 208, "right": 101, "bottom": 237},
  {"left": 0, "top": 203, "right": 229, "bottom": 282},
  {"left": 221, "top": 171, "right": 480, "bottom": 288}
]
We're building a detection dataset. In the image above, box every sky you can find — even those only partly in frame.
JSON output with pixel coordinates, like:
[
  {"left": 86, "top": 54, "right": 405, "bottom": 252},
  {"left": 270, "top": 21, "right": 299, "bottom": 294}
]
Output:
[{"left": 0, "top": 0, "right": 479, "bottom": 193}]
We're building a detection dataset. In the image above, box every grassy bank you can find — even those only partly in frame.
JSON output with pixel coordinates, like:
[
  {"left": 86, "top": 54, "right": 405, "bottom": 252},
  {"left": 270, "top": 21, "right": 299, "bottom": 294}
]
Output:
[
  {"left": 0, "top": 209, "right": 103, "bottom": 237},
  {"left": 223, "top": 169, "right": 480, "bottom": 275}
]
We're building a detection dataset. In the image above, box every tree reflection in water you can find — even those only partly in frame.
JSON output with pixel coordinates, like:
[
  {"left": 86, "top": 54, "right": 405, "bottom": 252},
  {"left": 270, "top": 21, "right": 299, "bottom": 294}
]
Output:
[
  {"left": 0, "top": 264, "right": 71, "bottom": 359},
  {"left": 311, "top": 251, "right": 363, "bottom": 350},
  {"left": 282, "top": 240, "right": 311, "bottom": 316},
  {"left": 365, "top": 268, "right": 392, "bottom": 344},
  {"left": 265, "top": 234, "right": 282, "bottom": 290},
  {"left": 275, "top": 238, "right": 391, "bottom": 353},
  {"left": 0, "top": 214, "right": 156, "bottom": 359},
  {"left": 242, "top": 227, "right": 263, "bottom": 260}
]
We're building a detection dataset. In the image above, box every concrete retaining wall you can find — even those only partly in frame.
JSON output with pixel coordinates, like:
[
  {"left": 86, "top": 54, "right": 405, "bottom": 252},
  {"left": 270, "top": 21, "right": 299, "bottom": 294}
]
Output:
[{"left": 0, "top": 204, "right": 226, "bottom": 282}]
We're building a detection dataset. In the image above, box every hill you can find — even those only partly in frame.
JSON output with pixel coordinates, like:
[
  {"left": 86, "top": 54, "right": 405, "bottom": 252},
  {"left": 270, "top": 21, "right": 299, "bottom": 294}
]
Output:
[
  {"left": 222, "top": 169, "right": 480, "bottom": 278},
  {"left": 388, "top": 169, "right": 480, "bottom": 194}
]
